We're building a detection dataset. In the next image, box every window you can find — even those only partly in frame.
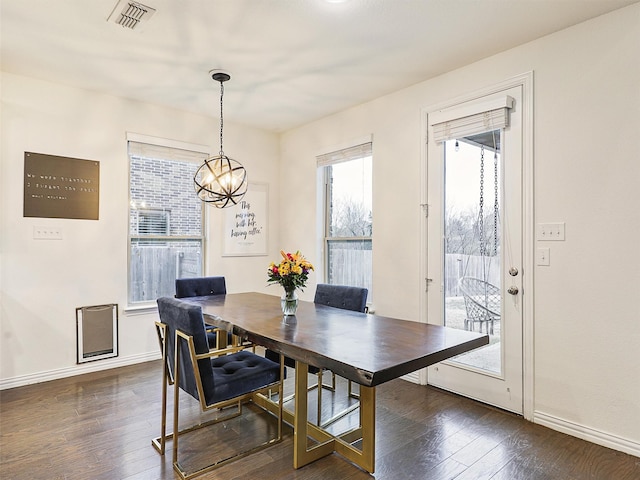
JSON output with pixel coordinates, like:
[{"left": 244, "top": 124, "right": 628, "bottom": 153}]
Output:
[
  {"left": 128, "top": 137, "right": 207, "bottom": 306},
  {"left": 318, "top": 142, "right": 372, "bottom": 302},
  {"left": 137, "top": 208, "right": 170, "bottom": 235}
]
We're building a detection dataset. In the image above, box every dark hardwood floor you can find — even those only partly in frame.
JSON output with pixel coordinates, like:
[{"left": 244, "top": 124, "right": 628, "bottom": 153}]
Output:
[{"left": 1, "top": 360, "right": 638, "bottom": 480}]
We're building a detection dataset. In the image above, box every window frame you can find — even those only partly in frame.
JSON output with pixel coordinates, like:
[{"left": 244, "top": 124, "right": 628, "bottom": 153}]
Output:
[
  {"left": 126, "top": 134, "right": 209, "bottom": 310},
  {"left": 318, "top": 141, "right": 373, "bottom": 300}
]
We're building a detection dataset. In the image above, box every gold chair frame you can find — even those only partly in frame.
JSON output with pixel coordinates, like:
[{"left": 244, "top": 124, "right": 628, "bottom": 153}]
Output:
[
  {"left": 279, "top": 368, "right": 336, "bottom": 426},
  {"left": 152, "top": 322, "right": 284, "bottom": 479}
]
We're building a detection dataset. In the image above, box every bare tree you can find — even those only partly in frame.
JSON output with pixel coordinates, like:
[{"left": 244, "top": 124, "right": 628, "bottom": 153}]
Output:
[
  {"left": 331, "top": 199, "right": 372, "bottom": 237},
  {"left": 445, "top": 207, "right": 499, "bottom": 256}
]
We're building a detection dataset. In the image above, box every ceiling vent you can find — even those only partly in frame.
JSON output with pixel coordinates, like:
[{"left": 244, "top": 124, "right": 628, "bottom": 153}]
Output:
[{"left": 107, "top": 0, "right": 156, "bottom": 30}]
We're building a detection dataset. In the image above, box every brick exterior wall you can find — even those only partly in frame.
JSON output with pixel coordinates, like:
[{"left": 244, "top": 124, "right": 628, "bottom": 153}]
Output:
[{"left": 129, "top": 155, "right": 202, "bottom": 236}]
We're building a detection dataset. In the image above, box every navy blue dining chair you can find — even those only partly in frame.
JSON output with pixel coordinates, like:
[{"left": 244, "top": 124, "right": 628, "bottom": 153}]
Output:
[
  {"left": 175, "top": 276, "right": 234, "bottom": 350},
  {"left": 265, "top": 283, "right": 368, "bottom": 425},
  {"left": 153, "top": 297, "right": 284, "bottom": 479}
]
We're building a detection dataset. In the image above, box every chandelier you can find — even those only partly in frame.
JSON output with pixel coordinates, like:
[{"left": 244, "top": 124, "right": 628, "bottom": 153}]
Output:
[{"left": 194, "top": 71, "right": 248, "bottom": 208}]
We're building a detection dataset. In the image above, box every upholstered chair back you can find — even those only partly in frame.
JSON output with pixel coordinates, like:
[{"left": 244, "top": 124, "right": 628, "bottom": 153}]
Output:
[
  {"left": 175, "top": 276, "right": 226, "bottom": 298},
  {"left": 157, "top": 297, "right": 215, "bottom": 403},
  {"left": 313, "top": 284, "right": 368, "bottom": 313}
]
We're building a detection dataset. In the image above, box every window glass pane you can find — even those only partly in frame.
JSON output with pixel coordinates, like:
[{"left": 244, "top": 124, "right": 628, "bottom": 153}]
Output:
[
  {"left": 129, "top": 238, "right": 203, "bottom": 304},
  {"left": 443, "top": 133, "right": 502, "bottom": 374},
  {"left": 327, "top": 239, "right": 372, "bottom": 294},
  {"left": 323, "top": 151, "right": 372, "bottom": 302},
  {"left": 328, "top": 157, "right": 372, "bottom": 237},
  {"left": 129, "top": 156, "right": 202, "bottom": 236}
]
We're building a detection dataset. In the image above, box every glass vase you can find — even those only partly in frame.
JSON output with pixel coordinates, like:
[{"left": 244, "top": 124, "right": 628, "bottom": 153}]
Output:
[{"left": 281, "top": 288, "right": 298, "bottom": 316}]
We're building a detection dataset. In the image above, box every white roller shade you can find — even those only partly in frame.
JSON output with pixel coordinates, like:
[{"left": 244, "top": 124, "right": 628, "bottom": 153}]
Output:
[
  {"left": 317, "top": 142, "right": 372, "bottom": 167},
  {"left": 431, "top": 96, "right": 514, "bottom": 144}
]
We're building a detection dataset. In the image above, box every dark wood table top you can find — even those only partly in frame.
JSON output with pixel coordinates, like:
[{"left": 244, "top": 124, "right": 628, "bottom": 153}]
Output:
[{"left": 184, "top": 292, "right": 489, "bottom": 388}]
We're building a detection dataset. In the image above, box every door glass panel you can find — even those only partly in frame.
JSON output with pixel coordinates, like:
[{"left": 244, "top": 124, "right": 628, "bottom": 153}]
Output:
[{"left": 443, "top": 131, "right": 502, "bottom": 374}]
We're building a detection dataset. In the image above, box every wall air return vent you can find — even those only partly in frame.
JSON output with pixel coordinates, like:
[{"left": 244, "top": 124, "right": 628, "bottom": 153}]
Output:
[{"left": 107, "top": 0, "right": 156, "bottom": 30}]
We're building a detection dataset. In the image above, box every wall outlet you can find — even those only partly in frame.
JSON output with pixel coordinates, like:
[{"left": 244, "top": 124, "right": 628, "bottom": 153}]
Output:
[
  {"left": 537, "top": 222, "right": 565, "bottom": 241},
  {"left": 33, "top": 226, "right": 63, "bottom": 240}
]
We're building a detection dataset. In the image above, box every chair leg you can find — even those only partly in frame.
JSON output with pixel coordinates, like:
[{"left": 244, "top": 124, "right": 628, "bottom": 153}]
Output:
[
  {"left": 315, "top": 370, "right": 338, "bottom": 425},
  {"left": 277, "top": 356, "right": 285, "bottom": 440},
  {"left": 348, "top": 380, "right": 360, "bottom": 399},
  {"left": 172, "top": 345, "right": 181, "bottom": 476},
  {"left": 317, "top": 370, "right": 323, "bottom": 425},
  {"left": 320, "top": 373, "right": 361, "bottom": 428},
  {"left": 152, "top": 322, "right": 170, "bottom": 455},
  {"left": 155, "top": 363, "right": 168, "bottom": 454}
]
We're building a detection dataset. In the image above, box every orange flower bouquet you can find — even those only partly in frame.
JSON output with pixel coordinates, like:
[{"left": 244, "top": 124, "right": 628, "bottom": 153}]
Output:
[{"left": 267, "top": 250, "right": 314, "bottom": 315}]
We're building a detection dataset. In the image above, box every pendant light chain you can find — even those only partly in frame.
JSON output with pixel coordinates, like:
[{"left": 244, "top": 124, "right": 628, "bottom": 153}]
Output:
[{"left": 219, "top": 81, "right": 225, "bottom": 156}]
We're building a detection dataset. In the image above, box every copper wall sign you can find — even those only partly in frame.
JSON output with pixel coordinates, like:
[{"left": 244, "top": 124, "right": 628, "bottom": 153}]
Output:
[{"left": 23, "top": 152, "right": 100, "bottom": 220}]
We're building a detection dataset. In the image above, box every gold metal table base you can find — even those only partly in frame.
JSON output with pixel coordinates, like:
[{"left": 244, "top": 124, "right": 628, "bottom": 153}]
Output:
[
  {"left": 255, "top": 361, "right": 375, "bottom": 473},
  {"left": 294, "top": 361, "right": 375, "bottom": 473}
]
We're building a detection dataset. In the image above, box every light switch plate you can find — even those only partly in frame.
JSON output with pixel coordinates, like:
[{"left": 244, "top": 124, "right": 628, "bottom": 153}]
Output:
[
  {"left": 33, "top": 226, "right": 63, "bottom": 240},
  {"left": 537, "top": 247, "right": 550, "bottom": 266},
  {"left": 537, "top": 222, "right": 565, "bottom": 241}
]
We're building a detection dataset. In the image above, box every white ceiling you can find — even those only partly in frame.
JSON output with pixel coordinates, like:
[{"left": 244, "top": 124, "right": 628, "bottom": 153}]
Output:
[{"left": 1, "top": 0, "right": 637, "bottom": 133}]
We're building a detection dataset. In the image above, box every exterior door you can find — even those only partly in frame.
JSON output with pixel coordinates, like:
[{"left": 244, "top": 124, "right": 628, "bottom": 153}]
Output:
[{"left": 425, "top": 85, "right": 524, "bottom": 414}]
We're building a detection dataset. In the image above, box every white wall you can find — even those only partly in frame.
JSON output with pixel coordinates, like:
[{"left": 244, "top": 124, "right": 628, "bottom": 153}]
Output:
[
  {"left": 279, "top": 5, "right": 640, "bottom": 454},
  {"left": 0, "top": 73, "right": 280, "bottom": 386}
]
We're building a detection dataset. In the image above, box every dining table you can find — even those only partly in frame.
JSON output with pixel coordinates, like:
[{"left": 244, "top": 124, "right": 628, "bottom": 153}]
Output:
[{"left": 183, "top": 292, "right": 489, "bottom": 473}]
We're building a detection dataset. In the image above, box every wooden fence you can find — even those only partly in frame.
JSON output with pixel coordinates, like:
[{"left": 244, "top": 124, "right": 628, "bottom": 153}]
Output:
[
  {"left": 129, "top": 245, "right": 201, "bottom": 302},
  {"left": 327, "top": 250, "right": 497, "bottom": 300},
  {"left": 327, "top": 247, "right": 372, "bottom": 300},
  {"left": 130, "top": 245, "right": 494, "bottom": 303}
]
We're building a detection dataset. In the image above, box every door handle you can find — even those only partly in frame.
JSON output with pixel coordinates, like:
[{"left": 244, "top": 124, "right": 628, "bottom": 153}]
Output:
[{"left": 507, "top": 286, "right": 519, "bottom": 295}]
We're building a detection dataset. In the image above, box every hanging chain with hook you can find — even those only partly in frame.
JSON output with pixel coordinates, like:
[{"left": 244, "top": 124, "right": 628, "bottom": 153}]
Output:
[
  {"left": 479, "top": 144, "right": 485, "bottom": 257},
  {"left": 493, "top": 149, "right": 499, "bottom": 256}
]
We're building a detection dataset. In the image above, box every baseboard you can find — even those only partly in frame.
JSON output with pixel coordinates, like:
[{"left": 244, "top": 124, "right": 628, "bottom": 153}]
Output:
[
  {"left": 534, "top": 411, "right": 640, "bottom": 458},
  {"left": 0, "top": 351, "right": 161, "bottom": 390}
]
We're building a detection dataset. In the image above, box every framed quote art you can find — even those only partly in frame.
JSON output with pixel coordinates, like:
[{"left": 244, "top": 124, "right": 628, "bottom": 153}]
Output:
[{"left": 222, "top": 182, "right": 268, "bottom": 256}]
